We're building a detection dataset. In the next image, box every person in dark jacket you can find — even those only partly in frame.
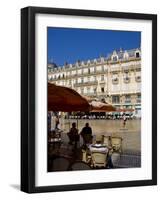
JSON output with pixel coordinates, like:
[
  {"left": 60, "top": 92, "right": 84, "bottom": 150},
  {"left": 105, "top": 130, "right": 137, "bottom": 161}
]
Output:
[
  {"left": 80, "top": 123, "right": 93, "bottom": 146},
  {"left": 67, "top": 122, "right": 79, "bottom": 148}
]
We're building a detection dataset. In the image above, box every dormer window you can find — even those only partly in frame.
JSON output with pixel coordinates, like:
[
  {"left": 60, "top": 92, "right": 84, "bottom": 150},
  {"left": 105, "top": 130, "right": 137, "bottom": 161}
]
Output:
[
  {"left": 135, "top": 52, "right": 140, "bottom": 58},
  {"left": 124, "top": 51, "right": 129, "bottom": 59},
  {"left": 111, "top": 50, "right": 118, "bottom": 61},
  {"left": 112, "top": 56, "right": 118, "bottom": 61}
]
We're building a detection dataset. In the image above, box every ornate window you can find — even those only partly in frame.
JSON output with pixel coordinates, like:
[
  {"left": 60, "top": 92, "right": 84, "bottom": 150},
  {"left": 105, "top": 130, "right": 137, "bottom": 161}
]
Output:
[
  {"left": 135, "top": 76, "right": 141, "bottom": 82},
  {"left": 101, "top": 65, "right": 104, "bottom": 72},
  {"left": 81, "top": 77, "right": 84, "bottom": 83},
  {"left": 101, "top": 75, "right": 104, "bottom": 81},
  {"left": 112, "top": 77, "right": 119, "bottom": 84},
  {"left": 93, "top": 88, "right": 97, "bottom": 94},
  {"left": 125, "top": 95, "right": 131, "bottom": 103},
  {"left": 124, "top": 73, "right": 130, "bottom": 83},
  {"left": 81, "top": 88, "right": 84, "bottom": 94},
  {"left": 101, "top": 87, "right": 104, "bottom": 93},
  {"left": 112, "top": 56, "right": 118, "bottom": 61},
  {"left": 137, "top": 94, "right": 141, "bottom": 103},
  {"left": 87, "top": 87, "right": 90, "bottom": 94},
  {"left": 112, "top": 95, "right": 120, "bottom": 104}
]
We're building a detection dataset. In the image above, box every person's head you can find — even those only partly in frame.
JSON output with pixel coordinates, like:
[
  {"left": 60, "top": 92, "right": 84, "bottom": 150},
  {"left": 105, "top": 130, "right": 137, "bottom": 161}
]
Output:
[
  {"left": 72, "top": 122, "right": 76, "bottom": 128},
  {"left": 85, "top": 123, "right": 89, "bottom": 127}
]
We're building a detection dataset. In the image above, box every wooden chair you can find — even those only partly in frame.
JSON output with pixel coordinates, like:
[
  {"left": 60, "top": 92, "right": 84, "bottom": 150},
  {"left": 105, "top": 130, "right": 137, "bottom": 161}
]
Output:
[
  {"left": 82, "top": 149, "right": 92, "bottom": 163},
  {"left": 102, "top": 135, "right": 111, "bottom": 147},
  {"left": 95, "top": 135, "right": 103, "bottom": 143},
  {"left": 111, "top": 136, "right": 123, "bottom": 153},
  {"left": 111, "top": 152, "right": 121, "bottom": 167},
  {"left": 91, "top": 152, "right": 108, "bottom": 168}
]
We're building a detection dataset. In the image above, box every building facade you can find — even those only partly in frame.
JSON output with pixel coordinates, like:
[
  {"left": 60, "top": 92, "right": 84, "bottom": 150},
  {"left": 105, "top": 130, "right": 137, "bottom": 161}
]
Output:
[{"left": 48, "top": 48, "right": 141, "bottom": 116}]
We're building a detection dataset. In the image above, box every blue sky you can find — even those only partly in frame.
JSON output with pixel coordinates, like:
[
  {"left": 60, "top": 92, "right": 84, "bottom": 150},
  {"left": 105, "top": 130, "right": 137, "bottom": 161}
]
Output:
[{"left": 47, "top": 27, "right": 141, "bottom": 66}]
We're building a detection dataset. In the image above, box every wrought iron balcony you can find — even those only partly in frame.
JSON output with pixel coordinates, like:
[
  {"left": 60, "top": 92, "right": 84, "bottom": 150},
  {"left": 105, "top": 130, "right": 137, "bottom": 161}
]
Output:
[
  {"left": 74, "top": 80, "right": 98, "bottom": 87},
  {"left": 124, "top": 100, "right": 131, "bottom": 104}
]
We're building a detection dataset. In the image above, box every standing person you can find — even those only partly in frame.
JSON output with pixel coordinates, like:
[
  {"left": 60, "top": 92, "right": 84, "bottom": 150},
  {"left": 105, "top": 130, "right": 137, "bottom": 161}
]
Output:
[
  {"left": 54, "top": 115, "right": 59, "bottom": 130},
  {"left": 123, "top": 114, "right": 127, "bottom": 127},
  {"left": 80, "top": 123, "right": 93, "bottom": 146},
  {"left": 67, "top": 122, "right": 79, "bottom": 148}
]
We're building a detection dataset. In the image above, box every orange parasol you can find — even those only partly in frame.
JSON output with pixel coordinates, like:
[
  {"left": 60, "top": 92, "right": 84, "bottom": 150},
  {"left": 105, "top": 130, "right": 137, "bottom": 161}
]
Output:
[
  {"left": 90, "top": 101, "right": 116, "bottom": 112},
  {"left": 48, "top": 83, "right": 91, "bottom": 112}
]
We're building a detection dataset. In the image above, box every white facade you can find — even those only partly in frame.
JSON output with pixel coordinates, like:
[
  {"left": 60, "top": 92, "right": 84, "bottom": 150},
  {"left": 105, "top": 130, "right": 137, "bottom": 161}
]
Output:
[{"left": 48, "top": 48, "right": 141, "bottom": 113}]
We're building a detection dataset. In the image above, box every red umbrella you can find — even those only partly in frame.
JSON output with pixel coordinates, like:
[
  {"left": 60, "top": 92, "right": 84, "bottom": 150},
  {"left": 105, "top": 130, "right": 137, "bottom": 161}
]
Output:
[
  {"left": 48, "top": 83, "right": 90, "bottom": 112},
  {"left": 90, "top": 101, "right": 116, "bottom": 112},
  {"left": 116, "top": 108, "right": 134, "bottom": 112}
]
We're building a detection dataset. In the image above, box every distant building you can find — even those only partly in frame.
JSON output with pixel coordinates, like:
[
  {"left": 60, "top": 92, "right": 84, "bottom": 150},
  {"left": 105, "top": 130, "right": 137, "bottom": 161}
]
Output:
[{"left": 48, "top": 48, "right": 141, "bottom": 116}]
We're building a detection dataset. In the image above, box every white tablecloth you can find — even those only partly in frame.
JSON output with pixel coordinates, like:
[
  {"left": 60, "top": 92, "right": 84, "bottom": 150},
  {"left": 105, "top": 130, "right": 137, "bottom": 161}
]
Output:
[{"left": 89, "top": 144, "right": 108, "bottom": 153}]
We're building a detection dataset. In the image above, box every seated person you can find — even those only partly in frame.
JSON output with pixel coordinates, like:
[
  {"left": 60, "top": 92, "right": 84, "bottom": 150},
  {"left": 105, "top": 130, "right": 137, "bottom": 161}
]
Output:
[
  {"left": 90, "top": 135, "right": 113, "bottom": 168},
  {"left": 80, "top": 123, "right": 93, "bottom": 145},
  {"left": 90, "top": 135, "right": 107, "bottom": 152},
  {"left": 67, "top": 122, "right": 79, "bottom": 148}
]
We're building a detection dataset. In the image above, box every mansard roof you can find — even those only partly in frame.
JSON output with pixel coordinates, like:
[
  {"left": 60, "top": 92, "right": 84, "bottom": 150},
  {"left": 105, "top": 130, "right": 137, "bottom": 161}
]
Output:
[{"left": 48, "top": 48, "right": 141, "bottom": 70}]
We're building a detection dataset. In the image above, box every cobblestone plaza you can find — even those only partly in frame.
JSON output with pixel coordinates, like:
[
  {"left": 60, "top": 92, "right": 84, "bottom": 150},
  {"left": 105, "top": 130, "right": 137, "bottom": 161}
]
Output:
[{"left": 62, "top": 119, "right": 141, "bottom": 154}]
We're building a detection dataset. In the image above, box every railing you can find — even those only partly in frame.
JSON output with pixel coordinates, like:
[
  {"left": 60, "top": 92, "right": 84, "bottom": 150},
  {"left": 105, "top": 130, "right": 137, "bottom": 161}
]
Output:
[
  {"left": 124, "top": 100, "right": 131, "bottom": 104},
  {"left": 74, "top": 80, "right": 98, "bottom": 87}
]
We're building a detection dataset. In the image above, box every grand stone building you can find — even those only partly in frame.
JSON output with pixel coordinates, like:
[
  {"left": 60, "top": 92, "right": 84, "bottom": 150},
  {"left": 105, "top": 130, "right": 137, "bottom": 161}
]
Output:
[{"left": 48, "top": 48, "right": 141, "bottom": 116}]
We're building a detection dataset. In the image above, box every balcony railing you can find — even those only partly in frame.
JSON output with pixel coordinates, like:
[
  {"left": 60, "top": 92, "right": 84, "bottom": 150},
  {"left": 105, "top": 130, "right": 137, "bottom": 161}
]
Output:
[
  {"left": 124, "top": 100, "right": 131, "bottom": 104},
  {"left": 49, "top": 70, "right": 108, "bottom": 80},
  {"left": 112, "top": 101, "right": 120, "bottom": 104},
  {"left": 74, "top": 80, "right": 98, "bottom": 87}
]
